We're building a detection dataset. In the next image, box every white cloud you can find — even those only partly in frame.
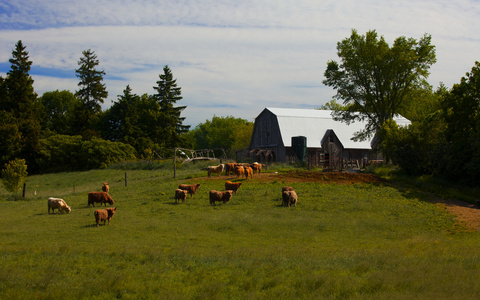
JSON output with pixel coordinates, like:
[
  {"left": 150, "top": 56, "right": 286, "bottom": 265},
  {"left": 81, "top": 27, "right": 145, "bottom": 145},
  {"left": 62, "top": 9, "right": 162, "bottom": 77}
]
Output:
[{"left": 1, "top": 0, "right": 480, "bottom": 126}]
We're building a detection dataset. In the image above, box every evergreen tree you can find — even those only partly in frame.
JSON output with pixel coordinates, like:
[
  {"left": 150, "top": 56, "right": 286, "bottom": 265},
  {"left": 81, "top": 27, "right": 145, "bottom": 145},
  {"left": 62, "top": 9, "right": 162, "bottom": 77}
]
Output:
[
  {"left": 152, "top": 65, "right": 190, "bottom": 147},
  {"left": 74, "top": 49, "right": 108, "bottom": 135},
  {"left": 0, "top": 41, "right": 41, "bottom": 172}
]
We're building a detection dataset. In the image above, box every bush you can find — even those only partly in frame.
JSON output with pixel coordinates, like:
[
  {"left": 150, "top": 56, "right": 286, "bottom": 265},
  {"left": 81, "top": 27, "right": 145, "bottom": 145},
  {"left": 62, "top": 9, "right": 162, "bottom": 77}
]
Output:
[
  {"left": 37, "top": 135, "right": 137, "bottom": 173},
  {"left": 1, "top": 158, "right": 28, "bottom": 193}
]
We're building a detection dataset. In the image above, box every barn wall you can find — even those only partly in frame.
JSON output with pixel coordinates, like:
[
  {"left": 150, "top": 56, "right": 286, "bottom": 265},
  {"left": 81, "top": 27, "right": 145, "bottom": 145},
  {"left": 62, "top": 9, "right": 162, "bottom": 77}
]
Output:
[{"left": 249, "top": 109, "right": 286, "bottom": 162}]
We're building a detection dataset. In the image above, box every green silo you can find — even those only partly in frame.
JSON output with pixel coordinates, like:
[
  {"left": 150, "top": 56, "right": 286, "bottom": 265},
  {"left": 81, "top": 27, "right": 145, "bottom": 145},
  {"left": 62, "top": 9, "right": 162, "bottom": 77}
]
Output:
[{"left": 292, "top": 136, "right": 307, "bottom": 162}]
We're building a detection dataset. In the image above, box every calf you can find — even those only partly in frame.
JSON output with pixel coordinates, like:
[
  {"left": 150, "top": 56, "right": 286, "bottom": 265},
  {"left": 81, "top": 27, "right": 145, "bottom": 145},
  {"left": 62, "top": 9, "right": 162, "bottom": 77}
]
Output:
[
  {"left": 94, "top": 207, "right": 117, "bottom": 227},
  {"left": 282, "top": 190, "right": 298, "bottom": 207},
  {"left": 88, "top": 192, "right": 114, "bottom": 207},
  {"left": 225, "top": 181, "right": 242, "bottom": 194},
  {"left": 102, "top": 182, "right": 109, "bottom": 193},
  {"left": 175, "top": 189, "right": 188, "bottom": 203},
  {"left": 178, "top": 183, "right": 201, "bottom": 198},
  {"left": 209, "top": 190, "right": 234, "bottom": 205},
  {"left": 48, "top": 197, "right": 71, "bottom": 214}
]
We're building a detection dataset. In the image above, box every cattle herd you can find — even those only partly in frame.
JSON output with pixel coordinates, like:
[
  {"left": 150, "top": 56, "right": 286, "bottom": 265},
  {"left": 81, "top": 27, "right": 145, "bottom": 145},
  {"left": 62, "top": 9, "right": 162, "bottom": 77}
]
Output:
[
  {"left": 47, "top": 182, "right": 117, "bottom": 227},
  {"left": 46, "top": 162, "right": 298, "bottom": 227}
]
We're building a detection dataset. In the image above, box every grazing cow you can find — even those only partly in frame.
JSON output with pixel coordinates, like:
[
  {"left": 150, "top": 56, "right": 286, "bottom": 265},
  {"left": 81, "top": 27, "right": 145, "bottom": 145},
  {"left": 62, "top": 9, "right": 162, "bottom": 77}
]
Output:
[
  {"left": 102, "top": 182, "right": 109, "bottom": 193},
  {"left": 251, "top": 162, "right": 263, "bottom": 174},
  {"left": 207, "top": 164, "right": 225, "bottom": 177},
  {"left": 282, "top": 190, "right": 298, "bottom": 207},
  {"left": 48, "top": 197, "right": 71, "bottom": 214},
  {"left": 209, "top": 190, "right": 234, "bottom": 205},
  {"left": 244, "top": 167, "right": 254, "bottom": 180},
  {"left": 88, "top": 192, "right": 114, "bottom": 207},
  {"left": 178, "top": 183, "right": 201, "bottom": 198},
  {"left": 225, "top": 163, "right": 237, "bottom": 175},
  {"left": 235, "top": 166, "right": 245, "bottom": 178},
  {"left": 175, "top": 189, "right": 188, "bottom": 203},
  {"left": 94, "top": 207, "right": 117, "bottom": 227},
  {"left": 225, "top": 181, "right": 242, "bottom": 194},
  {"left": 282, "top": 186, "right": 295, "bottom": 192}
]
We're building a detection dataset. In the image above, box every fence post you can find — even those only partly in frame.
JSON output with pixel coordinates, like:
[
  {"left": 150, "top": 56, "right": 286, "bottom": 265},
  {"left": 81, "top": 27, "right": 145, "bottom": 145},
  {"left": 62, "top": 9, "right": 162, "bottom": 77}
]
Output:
[
  {"left": 174, "top": 148, "right": 177, "bottom": 178},
  {"left": 125, "top": 173, "right": 127, "bottom": 186},
  {"left": 22, "top": 183, "right": 26, "bottom": 198}
]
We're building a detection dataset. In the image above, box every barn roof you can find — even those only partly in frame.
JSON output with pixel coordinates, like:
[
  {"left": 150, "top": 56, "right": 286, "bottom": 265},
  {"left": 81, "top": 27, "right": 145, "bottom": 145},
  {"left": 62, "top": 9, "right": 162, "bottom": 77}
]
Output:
[{"left": 263, "top": 107, "right": 410, "bottom": 150}]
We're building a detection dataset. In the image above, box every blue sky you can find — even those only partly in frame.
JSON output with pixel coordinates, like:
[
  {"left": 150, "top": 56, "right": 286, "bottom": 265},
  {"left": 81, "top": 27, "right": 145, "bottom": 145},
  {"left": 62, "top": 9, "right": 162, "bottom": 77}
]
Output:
[{"left": 1, "top": 0, "right": 479, "bottom": 127}]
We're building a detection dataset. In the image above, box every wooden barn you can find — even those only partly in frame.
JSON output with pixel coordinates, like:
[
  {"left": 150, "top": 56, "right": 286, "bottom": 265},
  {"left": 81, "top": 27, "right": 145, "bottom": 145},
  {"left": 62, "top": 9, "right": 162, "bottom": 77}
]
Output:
[{"left": 248, "top": 107, "right": 410, "bottom": 169}]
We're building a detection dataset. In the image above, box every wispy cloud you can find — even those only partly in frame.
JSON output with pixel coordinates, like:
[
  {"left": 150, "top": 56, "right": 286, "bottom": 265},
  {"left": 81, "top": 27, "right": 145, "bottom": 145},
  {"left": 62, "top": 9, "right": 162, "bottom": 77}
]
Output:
[{"left": 1, "top": 0, "right": 480, "bottom": 126}]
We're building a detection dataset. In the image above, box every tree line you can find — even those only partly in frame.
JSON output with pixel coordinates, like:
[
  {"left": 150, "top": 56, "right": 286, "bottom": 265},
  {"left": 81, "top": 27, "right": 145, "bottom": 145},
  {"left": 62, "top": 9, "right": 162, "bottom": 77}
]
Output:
[
  {"left": 0, "top": 41, "right": 253, "bottom": 175},
  {"left": 323, "top": 29, "right": 480, "bottom": 186}
]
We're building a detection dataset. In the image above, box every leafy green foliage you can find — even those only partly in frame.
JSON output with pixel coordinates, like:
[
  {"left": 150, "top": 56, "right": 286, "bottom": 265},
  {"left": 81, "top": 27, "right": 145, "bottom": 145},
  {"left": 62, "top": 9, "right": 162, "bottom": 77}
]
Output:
[
  {"left": 37, "top": 134, "right": 136, "bottom": 172},
  {"left": 187, "top": 115, "right": 254, "bottom": 158},
  {"left": 39, "top": 90, "right": 81, "bottom": 135},
  {"left": 1, "top": 158, "right": 27, "bottom": 193},
  {"left": 440, "top": 61, "right": 480, "bottom": 184},
  {"left": 323, "top": 29, "right": 436, "bottom": 140}
]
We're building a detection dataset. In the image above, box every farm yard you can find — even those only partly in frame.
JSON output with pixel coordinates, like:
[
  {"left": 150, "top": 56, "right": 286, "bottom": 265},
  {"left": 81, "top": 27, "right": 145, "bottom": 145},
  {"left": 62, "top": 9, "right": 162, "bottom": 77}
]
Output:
[{"left": 1, "top": 161, "right": 480, "bottom": 299}]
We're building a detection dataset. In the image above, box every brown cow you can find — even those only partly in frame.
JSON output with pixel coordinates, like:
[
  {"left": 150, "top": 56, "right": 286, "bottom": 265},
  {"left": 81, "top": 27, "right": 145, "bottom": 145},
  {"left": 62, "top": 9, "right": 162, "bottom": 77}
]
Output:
[
  {"left": 178, "top": 183, "right": 201, "bottom": 198},
  {"left": 251, "top": 163, "right": 263, "bottom": 173},
  {"left": 225, "top": 163, "right": 237, "bottom": 175},
  {"left": 282, "top": 190, "right": 297, "bottom": 207},
  {"left": 102, "top": 182, "right": 109, "bottom": 193},
  {"left": 225, "top": 181, "right": 242, "bottom": 194},
  {"left": 282, "top": 186, "right": 295, "bottom": 192},
  {"left": 94, "top": 207, "right": 117, "bottom": 227},
  {"left": 88, "top": 192, "right": 114, "bottom": 207},
  {"left": 209, "top": 190, "right": 233, "bottom": 205},
  {"left": 234, "top": 166, "right": 245, "bottom": 178},
  {"left": 244, "top": 167, "right": 253, "bottom": 179},
  {"left": 175, "top": 189, "right": 188, "bottom": 203}
]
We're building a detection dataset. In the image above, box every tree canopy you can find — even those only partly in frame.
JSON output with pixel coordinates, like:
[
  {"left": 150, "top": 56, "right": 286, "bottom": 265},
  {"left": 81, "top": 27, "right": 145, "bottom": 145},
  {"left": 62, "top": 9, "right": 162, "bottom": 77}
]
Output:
[{"left": 323, "top": 29, "right": 436, "bottom": 141}]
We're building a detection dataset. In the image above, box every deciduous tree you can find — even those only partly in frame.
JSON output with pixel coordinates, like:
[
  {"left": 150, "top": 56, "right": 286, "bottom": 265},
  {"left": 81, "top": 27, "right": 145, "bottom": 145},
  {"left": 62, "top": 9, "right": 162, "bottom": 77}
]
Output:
[{"left": 323, "top": 29, "right": 436, "bottom": 141}]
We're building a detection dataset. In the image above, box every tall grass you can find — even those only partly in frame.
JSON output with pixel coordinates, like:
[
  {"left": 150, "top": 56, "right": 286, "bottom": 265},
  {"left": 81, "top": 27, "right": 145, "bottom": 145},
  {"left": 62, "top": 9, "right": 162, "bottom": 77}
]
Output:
[{"left": 1, "top": 161, "right": 479, "bottom": 299}]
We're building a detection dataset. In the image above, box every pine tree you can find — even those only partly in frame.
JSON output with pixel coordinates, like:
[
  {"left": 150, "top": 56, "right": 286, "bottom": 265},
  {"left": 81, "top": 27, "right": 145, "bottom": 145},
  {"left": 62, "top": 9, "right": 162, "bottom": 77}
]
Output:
[
  {"left": 0, "top": 41, "right": 41, "bottom": 173},
  {"left": 152, "top": 65, "right": 190, "bottom": 147},
  {"left": 74, "top": 49, "right": 108, "bottom": 135}
]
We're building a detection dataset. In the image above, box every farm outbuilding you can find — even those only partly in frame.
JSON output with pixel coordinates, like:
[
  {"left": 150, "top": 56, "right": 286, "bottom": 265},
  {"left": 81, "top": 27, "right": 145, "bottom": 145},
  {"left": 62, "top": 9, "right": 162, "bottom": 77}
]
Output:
[{"left": 248, "top": 107, "right": 410, "bottom": 169}]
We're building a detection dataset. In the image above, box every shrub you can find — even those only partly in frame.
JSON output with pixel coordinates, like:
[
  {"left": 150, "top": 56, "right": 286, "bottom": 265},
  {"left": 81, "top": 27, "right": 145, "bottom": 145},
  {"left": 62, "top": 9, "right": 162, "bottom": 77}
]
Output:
[{"left": 1, "top": 158, "right": 28, "bottom": 193}]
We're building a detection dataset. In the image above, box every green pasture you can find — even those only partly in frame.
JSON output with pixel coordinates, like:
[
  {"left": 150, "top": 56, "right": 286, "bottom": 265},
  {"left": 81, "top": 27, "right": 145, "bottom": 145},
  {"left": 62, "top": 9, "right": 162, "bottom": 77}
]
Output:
[{"left": 1, "top": 161, "right": 479, "bottom": 299}]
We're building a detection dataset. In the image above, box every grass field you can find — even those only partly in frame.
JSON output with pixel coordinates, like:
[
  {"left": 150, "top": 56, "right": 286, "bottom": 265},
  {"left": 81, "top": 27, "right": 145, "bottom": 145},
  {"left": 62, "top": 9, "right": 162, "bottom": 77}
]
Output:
[{"left": 1, "top": 160, "right": 480, "bottom": 299}]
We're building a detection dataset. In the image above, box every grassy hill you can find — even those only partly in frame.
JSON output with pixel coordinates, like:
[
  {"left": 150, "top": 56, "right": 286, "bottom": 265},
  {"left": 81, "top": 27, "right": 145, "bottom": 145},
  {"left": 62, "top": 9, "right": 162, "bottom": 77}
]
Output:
[{"left": 1, "top": 160, "right": 479, "bottom": 299}]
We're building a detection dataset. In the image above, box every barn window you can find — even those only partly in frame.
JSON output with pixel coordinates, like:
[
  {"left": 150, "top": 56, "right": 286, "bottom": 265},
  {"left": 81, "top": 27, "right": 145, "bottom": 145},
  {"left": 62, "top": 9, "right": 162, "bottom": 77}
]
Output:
[{"left": 329, "top": 135, "right": 334, "bottom": 142}]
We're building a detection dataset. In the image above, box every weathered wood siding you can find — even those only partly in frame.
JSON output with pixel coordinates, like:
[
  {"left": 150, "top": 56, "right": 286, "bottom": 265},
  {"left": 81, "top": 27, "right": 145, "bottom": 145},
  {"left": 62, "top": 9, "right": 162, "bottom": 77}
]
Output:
[{"left": 249, "top": 109, "right": 286, "bottom": 161}]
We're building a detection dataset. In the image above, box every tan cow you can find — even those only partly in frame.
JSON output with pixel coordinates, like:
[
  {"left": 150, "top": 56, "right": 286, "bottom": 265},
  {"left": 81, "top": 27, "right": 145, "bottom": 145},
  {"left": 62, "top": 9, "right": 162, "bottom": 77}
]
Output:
[{"left": 48, "top": 197, "right": 71, "bottom": 214}]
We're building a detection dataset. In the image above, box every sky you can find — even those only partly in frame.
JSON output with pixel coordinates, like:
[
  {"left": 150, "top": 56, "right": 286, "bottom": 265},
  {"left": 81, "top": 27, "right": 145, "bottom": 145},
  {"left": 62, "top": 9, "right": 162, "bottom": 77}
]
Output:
[{"left": 0, "top": 0, "right": 479, "bottom": 128}]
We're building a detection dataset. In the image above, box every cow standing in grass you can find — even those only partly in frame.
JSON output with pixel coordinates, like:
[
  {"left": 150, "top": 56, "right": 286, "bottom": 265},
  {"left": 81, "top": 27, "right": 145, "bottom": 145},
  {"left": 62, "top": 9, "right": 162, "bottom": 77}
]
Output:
[
  {"left": 88, "top": 192, "right": 114, "bottom": 207},
  {"left": 178, "top": 184, "right": 201, "bottom": 198},
  {"left": 94, "top": 207, "right": 117, "bottom": 227}
]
